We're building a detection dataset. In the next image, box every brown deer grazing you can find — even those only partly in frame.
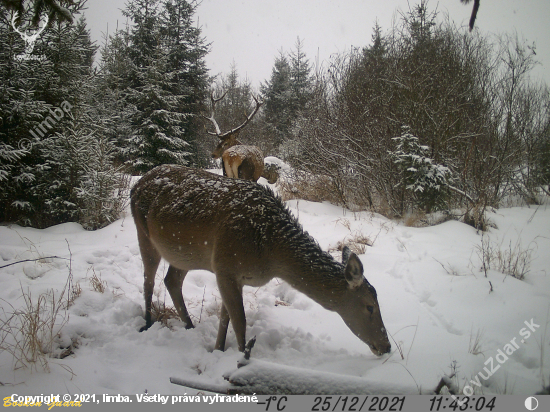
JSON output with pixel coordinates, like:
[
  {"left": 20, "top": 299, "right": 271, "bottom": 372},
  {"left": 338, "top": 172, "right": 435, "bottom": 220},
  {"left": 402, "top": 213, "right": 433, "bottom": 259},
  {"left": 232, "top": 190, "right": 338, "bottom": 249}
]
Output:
[
  {"left": 205, "top": 91, "right": 264, "bottom": 181},
  {"left": 130, "top": 165, "right": 391, "bottom": 356}
]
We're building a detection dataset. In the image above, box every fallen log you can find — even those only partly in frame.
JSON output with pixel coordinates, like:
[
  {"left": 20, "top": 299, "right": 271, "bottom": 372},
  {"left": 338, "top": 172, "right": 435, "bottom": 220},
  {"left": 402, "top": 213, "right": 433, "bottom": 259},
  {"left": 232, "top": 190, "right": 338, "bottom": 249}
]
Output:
[
  {"left": 171, "top": 360, "right": 463, "bottom": 395},
  {"left": 170, "top": 359, "right": 419, "bottom": 395},
  {"left": 171, "top": 338, "right": 420, "bottom": 395},
  {"left": 225, "top": 358, "right": 419, "bottom": 395},
  {"left": 169, "top": 376, "right": 232, "bottom": 394},
  {"left": 170, "top": 337, "right": 459, "bottom": 395},
  {"left": 171, "top": 358, "right": 420, "bottom": 395}
]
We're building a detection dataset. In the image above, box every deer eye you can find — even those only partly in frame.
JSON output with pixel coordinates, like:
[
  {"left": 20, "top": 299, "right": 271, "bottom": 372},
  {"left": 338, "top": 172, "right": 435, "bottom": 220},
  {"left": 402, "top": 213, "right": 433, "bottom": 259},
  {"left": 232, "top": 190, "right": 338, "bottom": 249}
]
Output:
[{"left": 367, "top": 305, "right": 374, "bottom": 314}]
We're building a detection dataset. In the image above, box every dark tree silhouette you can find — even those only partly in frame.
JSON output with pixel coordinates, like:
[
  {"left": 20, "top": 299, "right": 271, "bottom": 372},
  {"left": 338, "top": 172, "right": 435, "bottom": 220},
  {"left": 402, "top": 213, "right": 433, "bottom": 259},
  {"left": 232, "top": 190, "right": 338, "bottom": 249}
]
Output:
[
  {"left": 461, "top": 0, "right": 480, "bottom": 31},
  {"left": 1, "top": 0, "right": 73, "bottom": 25}
]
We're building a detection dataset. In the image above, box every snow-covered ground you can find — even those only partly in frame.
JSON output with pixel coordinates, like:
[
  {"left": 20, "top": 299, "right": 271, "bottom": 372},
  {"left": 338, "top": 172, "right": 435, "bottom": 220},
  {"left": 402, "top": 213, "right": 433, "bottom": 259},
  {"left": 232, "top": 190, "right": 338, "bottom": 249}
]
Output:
[{"left": 1, "top": 173, "right": 549, "bottom": 396}]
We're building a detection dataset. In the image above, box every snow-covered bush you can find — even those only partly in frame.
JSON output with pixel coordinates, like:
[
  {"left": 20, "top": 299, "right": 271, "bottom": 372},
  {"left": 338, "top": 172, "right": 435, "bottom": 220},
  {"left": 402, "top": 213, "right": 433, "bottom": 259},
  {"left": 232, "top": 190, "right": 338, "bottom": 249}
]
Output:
[{"left": 391, "top": 126, "right": 452, "bottom": 213}]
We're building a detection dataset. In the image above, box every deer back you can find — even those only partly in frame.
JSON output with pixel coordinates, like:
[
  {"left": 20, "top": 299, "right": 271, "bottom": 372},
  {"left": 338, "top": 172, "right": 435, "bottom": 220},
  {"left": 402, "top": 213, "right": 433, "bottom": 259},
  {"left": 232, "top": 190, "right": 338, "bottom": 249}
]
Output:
[
  {"left": 204, "top": 91, "right": 264, "bottom": 182},
  {"left": 131, "top": 165, "right": 285, "bottom": 271}
]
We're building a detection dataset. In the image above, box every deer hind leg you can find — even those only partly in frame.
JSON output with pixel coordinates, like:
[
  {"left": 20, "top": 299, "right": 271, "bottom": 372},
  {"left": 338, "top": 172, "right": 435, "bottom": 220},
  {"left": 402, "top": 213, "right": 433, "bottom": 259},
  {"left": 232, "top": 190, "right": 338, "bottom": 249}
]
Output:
[
  {"left": 164, "top": 265, "right": 194, "bottom": 329},
  {"left": 239, "top": 158, "right": 254, "bottom": 180},
  {"left": 137, "top": 230, "right": 161, "bottom": 332},
  {"left": 215, "top": 274, "right": 246, "bottom": 351}
]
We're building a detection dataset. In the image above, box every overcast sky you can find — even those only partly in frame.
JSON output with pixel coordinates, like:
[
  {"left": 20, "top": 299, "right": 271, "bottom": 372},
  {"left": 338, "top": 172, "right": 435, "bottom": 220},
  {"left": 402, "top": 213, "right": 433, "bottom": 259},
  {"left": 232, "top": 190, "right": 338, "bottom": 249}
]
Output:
[{"left": 82, "top": 0, "right": 550, "bottom": 89}]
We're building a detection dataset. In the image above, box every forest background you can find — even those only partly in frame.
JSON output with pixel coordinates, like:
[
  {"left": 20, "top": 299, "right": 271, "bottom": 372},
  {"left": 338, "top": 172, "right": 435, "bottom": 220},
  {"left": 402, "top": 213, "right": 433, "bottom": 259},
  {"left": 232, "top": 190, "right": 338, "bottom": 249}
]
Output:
[{"left": 0, "top": 0, "right": 549, "bottom": 231}]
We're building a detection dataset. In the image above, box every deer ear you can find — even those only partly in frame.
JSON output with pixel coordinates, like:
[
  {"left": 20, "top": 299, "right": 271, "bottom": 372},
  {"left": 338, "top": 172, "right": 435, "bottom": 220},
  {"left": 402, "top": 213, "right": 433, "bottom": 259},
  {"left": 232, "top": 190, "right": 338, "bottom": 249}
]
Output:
[
  {"left": 342, "top": 246, "right": 352, "bottom": 265},
  {"left": 344, "top": 252, "right": 364, "bottom": 289}
]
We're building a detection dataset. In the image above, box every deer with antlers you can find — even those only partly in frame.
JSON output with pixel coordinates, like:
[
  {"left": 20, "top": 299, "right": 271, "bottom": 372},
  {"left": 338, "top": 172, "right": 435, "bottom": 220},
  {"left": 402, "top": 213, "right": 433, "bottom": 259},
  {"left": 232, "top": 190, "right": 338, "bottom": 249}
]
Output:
[{"left": 204, "top": 91, "right": 265, "bottom": 182}]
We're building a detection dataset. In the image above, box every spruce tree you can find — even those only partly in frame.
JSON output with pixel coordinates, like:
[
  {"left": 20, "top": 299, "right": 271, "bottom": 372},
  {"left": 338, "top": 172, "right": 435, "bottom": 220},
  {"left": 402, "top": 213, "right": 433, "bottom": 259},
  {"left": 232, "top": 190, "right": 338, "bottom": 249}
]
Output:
[
  {"left": 262, "top": 42, "right": 313, "bottom": 150},
  {"left": 120, "top": 0, "right": 208, "bottom": 173},
  {"left": 0, "top": 2, "right": 97, "bottom": 226},
  {"left": 94, "top": 28, "right": 135, "bottom": 164},
  {"left": 211, "top": 63, "right": 254, "bottom": 134},
  {"left": 289, "top": 38, "right": 313, "bottom": 118},
  {"left": 76, "top": 126, "right": 128, "bottom": 230},
  {"left": 1, "top": 0, "right": 74, "bottom": 25},
  {"left": 161, "top": 0, "right": 209, "bottom": 165},
  {"left": 261, "top": 51, "right": 292, "bottom": 147}
]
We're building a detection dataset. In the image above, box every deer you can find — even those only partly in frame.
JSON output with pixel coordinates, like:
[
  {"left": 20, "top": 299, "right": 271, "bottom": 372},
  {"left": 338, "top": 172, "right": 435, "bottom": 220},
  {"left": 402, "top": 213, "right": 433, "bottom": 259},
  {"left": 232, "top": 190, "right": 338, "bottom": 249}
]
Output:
[
  {"left": 130, "top": 165, "right": 392, "bottom": 356},
  {"left": 204, "top": 91, "right": 265, "bottom": 182}
]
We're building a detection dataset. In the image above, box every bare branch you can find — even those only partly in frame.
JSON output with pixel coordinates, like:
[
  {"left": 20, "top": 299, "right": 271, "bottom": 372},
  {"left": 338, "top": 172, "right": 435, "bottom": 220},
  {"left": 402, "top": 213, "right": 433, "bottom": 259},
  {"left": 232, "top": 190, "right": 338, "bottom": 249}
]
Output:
[{"left": 0, "top": 256, "right": 69, "bottom": 270}]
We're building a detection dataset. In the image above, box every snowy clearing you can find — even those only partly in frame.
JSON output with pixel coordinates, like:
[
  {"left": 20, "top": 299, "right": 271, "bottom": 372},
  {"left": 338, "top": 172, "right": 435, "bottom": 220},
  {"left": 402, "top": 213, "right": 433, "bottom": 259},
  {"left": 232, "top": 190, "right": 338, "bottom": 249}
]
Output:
[{"left": 0, "top": 176, "right": 549, "bottom": 396}]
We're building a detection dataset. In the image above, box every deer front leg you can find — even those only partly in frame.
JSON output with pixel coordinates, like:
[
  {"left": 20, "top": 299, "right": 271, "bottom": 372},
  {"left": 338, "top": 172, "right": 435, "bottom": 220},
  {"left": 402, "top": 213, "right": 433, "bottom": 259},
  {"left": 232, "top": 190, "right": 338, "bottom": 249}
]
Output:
[
  {"left": 164, "top": 265, "right": 194, "bottom": 329},
  {"left": 216, "top": 274, "right": 246, "bottom": 351},
  {"left": 214, "top": 303, "right": 230, "bottom": 351},
  {"left": 223, "top": 156, "right": 234, "bottom": 178},
  {"left": 222, "top": 152, "right": 243, "bottom": 179}
]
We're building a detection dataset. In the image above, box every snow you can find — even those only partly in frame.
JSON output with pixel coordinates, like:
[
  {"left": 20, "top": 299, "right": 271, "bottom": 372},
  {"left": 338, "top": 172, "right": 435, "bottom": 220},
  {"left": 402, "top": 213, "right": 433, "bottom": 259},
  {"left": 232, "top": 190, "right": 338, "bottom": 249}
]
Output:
[
  {"left": 0, "top": 175, "right": 549, "bottom": 396},
  {"left": 264, "top": 156, "right": 290, "bottom": 172}
]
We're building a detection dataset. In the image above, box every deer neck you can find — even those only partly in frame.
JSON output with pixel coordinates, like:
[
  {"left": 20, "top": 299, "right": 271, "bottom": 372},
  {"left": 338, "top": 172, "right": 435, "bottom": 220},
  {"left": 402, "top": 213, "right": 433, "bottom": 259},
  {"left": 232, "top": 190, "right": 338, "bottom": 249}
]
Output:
[
  {"left": 275, "top": 236, "right": 347, "bottom": 312},
  {"left": 228, "top": 137, "right": 242, "bottom": 147}
]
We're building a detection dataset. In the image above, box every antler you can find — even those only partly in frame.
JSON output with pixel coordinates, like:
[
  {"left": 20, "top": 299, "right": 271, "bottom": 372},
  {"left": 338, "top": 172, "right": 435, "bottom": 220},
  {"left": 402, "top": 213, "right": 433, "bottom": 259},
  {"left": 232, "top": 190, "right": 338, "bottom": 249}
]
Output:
[
  {"left": 203, "top": 91, "right": 263, "bottom": 139},
  {"left": 221, "top": 94, "right": 263, "bottom": 139},
  {"left": 460, "top": 0, "right": 480, "bottom": 31},
  {"left": 203, "top": 90, "right": 228, "bottom": 136}
]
